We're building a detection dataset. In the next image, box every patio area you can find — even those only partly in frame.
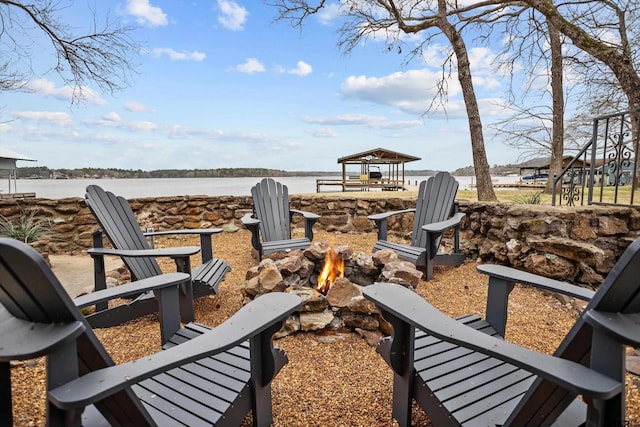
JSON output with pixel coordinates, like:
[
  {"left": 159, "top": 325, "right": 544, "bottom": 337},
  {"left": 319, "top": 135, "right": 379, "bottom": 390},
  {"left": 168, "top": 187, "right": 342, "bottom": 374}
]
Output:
[{"left": 11, "top": 229, "right": 640, "bottom": 426}]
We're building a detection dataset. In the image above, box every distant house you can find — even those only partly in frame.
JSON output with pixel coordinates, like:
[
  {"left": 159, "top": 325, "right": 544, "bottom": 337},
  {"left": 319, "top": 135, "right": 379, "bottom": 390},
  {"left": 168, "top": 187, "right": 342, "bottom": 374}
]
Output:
[
  {"left": 516, "top": 156, "right": 590, "bottom": 176},
  {"left": 0, "top": 147, "right": 36, "bottom": 195},
  {"left": 518, "top": 155, "right": 635, "bottom": 186}
]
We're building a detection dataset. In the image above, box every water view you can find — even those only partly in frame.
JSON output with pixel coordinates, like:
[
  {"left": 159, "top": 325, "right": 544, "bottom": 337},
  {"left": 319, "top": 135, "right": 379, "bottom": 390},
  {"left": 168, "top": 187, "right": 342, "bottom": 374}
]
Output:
[{"left": 9, "top": 175, "right": 521, "bottom": 199}]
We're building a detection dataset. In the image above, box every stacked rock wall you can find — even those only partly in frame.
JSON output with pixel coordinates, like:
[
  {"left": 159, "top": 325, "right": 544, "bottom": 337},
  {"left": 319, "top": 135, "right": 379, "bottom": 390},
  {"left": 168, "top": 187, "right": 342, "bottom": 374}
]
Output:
[
  {"left": 459, "top": 202, "right": 640, "bottom": 284},
  {"left": 2, "top": 195, "right": 639, "bottom": 285}
]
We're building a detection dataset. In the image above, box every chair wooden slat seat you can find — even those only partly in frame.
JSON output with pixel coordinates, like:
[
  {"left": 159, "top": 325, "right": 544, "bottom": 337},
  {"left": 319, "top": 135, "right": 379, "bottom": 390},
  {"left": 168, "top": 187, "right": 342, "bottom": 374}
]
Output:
[
  {"left": 191, "top": 257, "right": 232, "bottom": 297},
  {"left": 363, "top": 236, "right": 640, "bottom": 426},
  {"left": 85, "top": 184, "right": 231, "bottom": 325},
  {"left": 0, "top": 238, "right": 300, "bottom": 427}
]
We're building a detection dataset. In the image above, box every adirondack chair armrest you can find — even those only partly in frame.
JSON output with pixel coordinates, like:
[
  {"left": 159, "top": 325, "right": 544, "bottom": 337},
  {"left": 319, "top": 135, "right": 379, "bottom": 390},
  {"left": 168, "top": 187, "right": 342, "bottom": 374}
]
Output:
[
  {"left": 144, "top": 228, "right": 222, "bottom": 237},
  {"left": 241, "top": 213, "right": 260, "bottom": 227},
  {"left": 368, "top": 209, "right": 415, "bottom": 240},
  {"left": 87, "top": 246, "right": 201, "bottom": 259},
  {"left": 585, "top": 311, "right": 640, "bottom": 347},
  {"left": 0, "top": 307, "right": 85, "bottom": 361},
  {"left": 478, "top": 264, "right": 595, "bottom": 301},
  {"left": 421, "top": 212, "right": 465, "bottom": 234},
  {"left": 290, "top": 209, "right": 320, "bottom": 240},
  {"left": 363, "top": 282, "right": 622, "bottom": 400},
  {"left": 241, "top": 213, "right": 262, "bottom": 251},
  {"left": 290, "top": 209, "right": 320, "bottom": 220},
  {"left": 73, "top": 272, "right": 190, "bottom": 309},
  {"left": 75, "top": 272, "right": 189, "bottom": 345},
  {"left": 143, "top": 229, "right": 222, "bottom": 262},
  {"left": 48, "top": 292, "right": 302, "bottom": 410},
  {"left": 478, "top": 263, "right": 596, "bottom": 336}
]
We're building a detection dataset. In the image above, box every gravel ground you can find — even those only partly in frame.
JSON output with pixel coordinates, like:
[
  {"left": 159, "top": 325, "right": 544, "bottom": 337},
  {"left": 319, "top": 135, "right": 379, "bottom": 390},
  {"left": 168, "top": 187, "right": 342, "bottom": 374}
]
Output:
[{"left": 10, "top": 229, "right": 640, "bottom": 426}]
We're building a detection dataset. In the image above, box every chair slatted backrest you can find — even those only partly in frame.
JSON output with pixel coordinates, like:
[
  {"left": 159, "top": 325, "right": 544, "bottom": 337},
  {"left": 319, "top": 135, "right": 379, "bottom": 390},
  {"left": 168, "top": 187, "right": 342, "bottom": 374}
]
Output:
[
  {"left": 0, "top": 238, "right": 152, "bottom": 425},
  {"left": 508, "top": 237, "right": 640, "bottom": 425},
  {"left": 251, "top": 178, "right": 292, "bottom": 242},
  {"left": 86, "top": 185, "right": 163, "bottom": 282},
  {"left": 411, "top": 172, "right": 459, "bottom": 248}
]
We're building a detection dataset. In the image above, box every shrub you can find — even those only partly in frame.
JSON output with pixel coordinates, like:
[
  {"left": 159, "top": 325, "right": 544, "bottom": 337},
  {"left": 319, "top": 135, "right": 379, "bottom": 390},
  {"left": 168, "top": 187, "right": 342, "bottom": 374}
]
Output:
[
  {"left": 0, "top": 210, "right": 51, "bottom": 243},
  {"left": 511, "top": 191, "right": 543, "bottom": 205}
]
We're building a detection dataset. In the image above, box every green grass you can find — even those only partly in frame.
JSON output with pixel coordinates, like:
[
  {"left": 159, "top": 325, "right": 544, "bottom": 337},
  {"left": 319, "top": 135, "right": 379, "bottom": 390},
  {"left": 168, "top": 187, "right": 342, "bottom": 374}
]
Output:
[
  {"left": 457, "top": 185, "right": 640, "bottom": 205},
  {"left": 326, "top": 183, "right": 640, "bottom": 206}
]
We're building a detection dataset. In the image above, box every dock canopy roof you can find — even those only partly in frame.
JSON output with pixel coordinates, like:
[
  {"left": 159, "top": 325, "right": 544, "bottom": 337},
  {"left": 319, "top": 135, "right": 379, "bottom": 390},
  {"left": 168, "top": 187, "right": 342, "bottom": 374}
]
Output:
[
  {"left": 337, "top": 148, "right": 421, "bottom": 165},
  {"left": 0, "top": 147, "right": 36, "bottom": 196},
  {"left": 0, "top": 147, "right": 35, "bottom": 163}
]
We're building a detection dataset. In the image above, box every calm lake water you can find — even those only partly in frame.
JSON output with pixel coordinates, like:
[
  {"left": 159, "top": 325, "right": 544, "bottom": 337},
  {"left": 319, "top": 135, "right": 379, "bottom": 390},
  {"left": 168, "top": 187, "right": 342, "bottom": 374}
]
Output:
[{"left": 9, "top": 175, "right": 519, "bottom": 199}]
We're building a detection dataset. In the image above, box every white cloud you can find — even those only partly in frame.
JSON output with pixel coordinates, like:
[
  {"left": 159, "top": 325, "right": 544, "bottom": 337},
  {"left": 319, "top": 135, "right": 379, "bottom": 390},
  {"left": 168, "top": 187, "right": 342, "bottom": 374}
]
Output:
[
  {"left": 277, "top": 61, "right": 313, "bottom": 77},
  {"left": 473, "top": 76, "right": 501, "bottom": 90},
  {"left": 236, "top": 58, "right": 265, "bottom": 74},
  {"left": 103, "top": 112, "right": 121, "bottom": 122},
  {"left": 341, "top": 69, "right": 444, "bottom": 114},
  {"left": 13, "top": 111, "right": 74, "bottom": 126},
  {"left": 126, "top": 121, "right": 158, "bottom": 131},
  {"left": 468, "top": 47, "right": 496, "bottom": 71},
  {"left": 301, "top": 113, "right": 421, "bottom": 129},
  {"left": 149, "top": 48, "right": 206, "bottom": 61},
  {"left": 338, "top": 66, "right": 507, "bottom": 118},
  {"left": 25, "top": 79, "right": 106, "bottom": 106},
  {"left": 290, "top": 61, "right": 313, "bottom": 77},
  {"left": 309, "top": 128, "right": 338, "bottom": 138},
  {"left": 83, "top": 118, "right": 159, "bottom": 132},
  {"left": 378, "top": 120, "right": 424, "bottom": 129},
  {"left": 124, "top": 101, "right": 154, "bottom": 112},
  {"left": 126, "top": 0, "right": 168, "bottom": 27},
  {"left": 317, "top": 3, "right": 344, "bottom": 25},
  {"left": 217, "top": 0, "right": 248, "bottom": 31},
  {"left": 302, "top": 114, "right": 386, "bottom": 126}
]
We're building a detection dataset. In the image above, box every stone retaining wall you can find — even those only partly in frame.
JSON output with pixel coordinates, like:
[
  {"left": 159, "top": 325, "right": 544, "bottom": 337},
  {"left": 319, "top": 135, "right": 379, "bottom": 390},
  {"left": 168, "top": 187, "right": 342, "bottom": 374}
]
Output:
[{"left": 3, "top": 195, "right": 639, "bottom": 285}]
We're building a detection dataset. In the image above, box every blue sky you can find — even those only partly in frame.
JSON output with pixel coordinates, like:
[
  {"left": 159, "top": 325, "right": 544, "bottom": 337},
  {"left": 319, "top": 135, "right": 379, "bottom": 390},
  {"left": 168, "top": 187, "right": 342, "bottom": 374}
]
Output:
[{"left": 0, "top": 0, "right": 521, "bottom": 172}]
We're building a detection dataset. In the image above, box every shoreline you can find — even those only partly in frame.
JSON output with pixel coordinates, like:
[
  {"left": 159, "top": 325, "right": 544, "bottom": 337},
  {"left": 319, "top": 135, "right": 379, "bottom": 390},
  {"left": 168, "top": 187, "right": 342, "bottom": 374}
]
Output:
[{"left": 8, "top": 175, "right": 519, "bottom": 199}]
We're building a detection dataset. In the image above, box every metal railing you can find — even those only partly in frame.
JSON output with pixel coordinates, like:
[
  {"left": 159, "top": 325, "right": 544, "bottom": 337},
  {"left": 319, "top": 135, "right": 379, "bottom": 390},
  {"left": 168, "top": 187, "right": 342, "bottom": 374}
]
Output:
[{"left": 552, "top": 108, "right": 640, "bottom": 207}]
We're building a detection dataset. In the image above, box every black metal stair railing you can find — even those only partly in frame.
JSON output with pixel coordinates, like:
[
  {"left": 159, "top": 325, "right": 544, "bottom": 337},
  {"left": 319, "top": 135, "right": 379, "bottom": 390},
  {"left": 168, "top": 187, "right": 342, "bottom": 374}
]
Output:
[{"left": 552, "top": 108, "right": 640, "bottom": 207}]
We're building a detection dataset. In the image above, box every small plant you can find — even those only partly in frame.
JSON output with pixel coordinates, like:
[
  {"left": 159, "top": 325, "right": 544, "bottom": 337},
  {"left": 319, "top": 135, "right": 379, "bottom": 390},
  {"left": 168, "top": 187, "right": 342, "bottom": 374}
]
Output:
[
  {"left": 0, "top": 210, "right": 51, "bottom": 243},
  {"left": 511, "top": 191, "right": 543, "bottom": 204}
]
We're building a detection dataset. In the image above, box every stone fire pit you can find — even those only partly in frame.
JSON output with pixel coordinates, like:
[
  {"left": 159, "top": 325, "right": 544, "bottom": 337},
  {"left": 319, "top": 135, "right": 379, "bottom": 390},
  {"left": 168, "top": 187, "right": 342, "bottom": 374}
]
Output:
[{"left": 243, "top": 240, "right": 423, "bottom": 344}]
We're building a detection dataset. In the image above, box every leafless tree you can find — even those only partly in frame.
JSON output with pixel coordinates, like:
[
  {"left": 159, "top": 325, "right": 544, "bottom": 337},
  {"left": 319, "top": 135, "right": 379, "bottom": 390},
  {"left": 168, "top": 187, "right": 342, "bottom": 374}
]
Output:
[
  {"left": 269, "top": 0, "right": 499, "bottom": 200},
  {"left": 0, "top": 0, "right": 138, "bottom": 103},
  {"left": 559, "top": 0, "right": 640, "bottom": 156},
  {"left": 547, "top": 22, "right": 565, "bottom": 193},
  {"left": 488, "top": 0, "right": 640, "bottom": 189},
  {"left": 526, "top": 0, "right": 640, "bottom": 179},
  {"left": 270, "top": 0, "right": 640, "bottom": 199},
  {"left": 484, "top": 6, "right": 567, "bottom": 193},
  {"left": 520, "top": 0, "right": 640, "bottom": 109}
]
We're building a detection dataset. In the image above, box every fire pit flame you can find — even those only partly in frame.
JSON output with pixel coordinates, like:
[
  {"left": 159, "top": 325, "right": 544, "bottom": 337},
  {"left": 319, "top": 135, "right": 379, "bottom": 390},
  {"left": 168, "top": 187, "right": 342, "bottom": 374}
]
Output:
[{"left": 315, "top": 248, "right": 345, "bottom": 294}]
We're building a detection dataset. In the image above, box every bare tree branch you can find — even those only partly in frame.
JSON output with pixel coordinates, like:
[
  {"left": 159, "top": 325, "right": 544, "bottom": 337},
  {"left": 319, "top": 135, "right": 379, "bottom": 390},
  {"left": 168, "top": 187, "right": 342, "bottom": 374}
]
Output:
[{"left": 0, "top": 0, "right": 139, "bottom": 103}]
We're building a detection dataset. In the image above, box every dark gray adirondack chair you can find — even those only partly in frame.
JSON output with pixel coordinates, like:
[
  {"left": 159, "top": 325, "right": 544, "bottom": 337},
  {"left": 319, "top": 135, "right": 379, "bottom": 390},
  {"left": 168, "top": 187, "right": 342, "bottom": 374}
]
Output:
[
  {"left": 363, "top": 237, "right": 640, "bottom": 426},
  {"left": 85, "top": 184, "right": 231, "bottom": 326},
  {"left": 0, "top": 238, "right": 301, "bottom": 427},
  {"left": 241, "top": 178, "right": 320, "bottom": 259},
  {"left": 368, "top": 171, "right": 465, "bottom": 280}
]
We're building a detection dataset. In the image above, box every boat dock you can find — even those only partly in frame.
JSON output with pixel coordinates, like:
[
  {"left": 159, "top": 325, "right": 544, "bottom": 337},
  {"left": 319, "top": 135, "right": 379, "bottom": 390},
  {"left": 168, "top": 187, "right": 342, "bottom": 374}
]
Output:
[
  {"left": 316, "top": 178, "right": 407, "bottom": 192},
  {"left": 0, "top": 192, "right": 36, "bottom": 199},
  {"left": 469, "top": 181, "right": 546, "bottom": 189},
  {"left": 494, "top": 182, "right": 546, "bottom": 189}
]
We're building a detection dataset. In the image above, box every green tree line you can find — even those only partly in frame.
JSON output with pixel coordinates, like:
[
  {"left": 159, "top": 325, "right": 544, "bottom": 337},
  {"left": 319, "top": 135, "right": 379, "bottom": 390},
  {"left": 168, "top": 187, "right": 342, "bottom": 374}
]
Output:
[{"left": 18, "top": 166, "right": 520, "bottom": 179}]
